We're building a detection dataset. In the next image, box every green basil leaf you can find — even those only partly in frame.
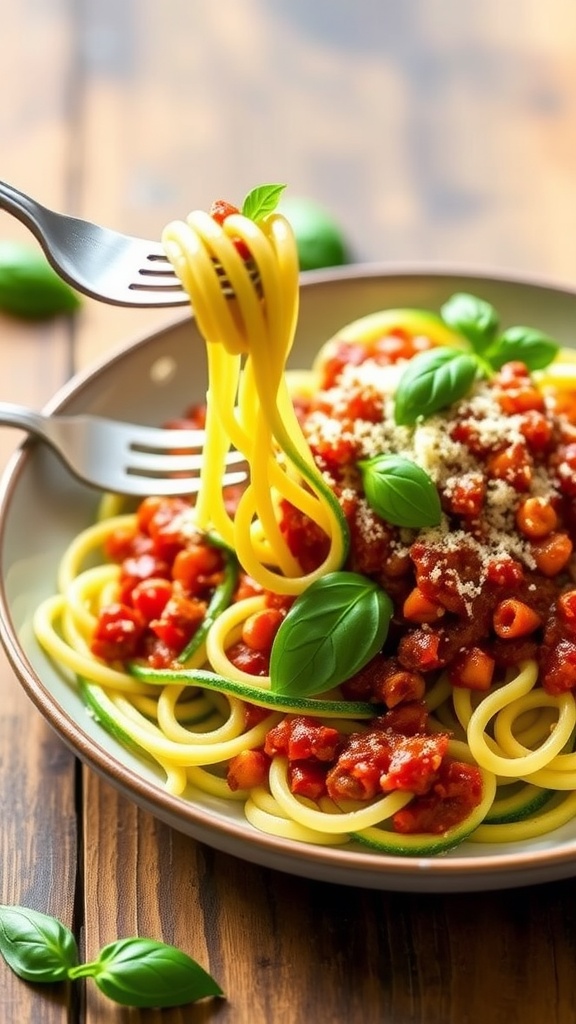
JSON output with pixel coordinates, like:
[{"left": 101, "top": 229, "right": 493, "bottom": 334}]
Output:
[
  {"left": 0, "top": 242, "right": 81, "bottom": 319},
  {"left": 241, "top": 184, "right": 287, "bottom": 222},
  {"left": 394, "top": 347, "right": 480, "bottom": 425},
  {"left": 485, "top": 325, "right": 560, "bottom": 371},
  {"left": 71, "top": 937, "right": 222, "bottom": 1008},
  {"left": 0, "top": 905, "right": 78, "bottom": 982},
  {"left": 270, "top": 571, "right": 393, "bottom": 698},
  {"left": 359, "top": 454, "right": 441, "bottom": 528},
  {"left": 440, "top": 292, "right": 499, "bottom": 352}
]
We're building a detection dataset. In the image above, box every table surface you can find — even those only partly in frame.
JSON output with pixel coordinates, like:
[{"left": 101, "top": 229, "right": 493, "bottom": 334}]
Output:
[{"left": 3, "top": 2, "right": 576, "bottom": 1021}]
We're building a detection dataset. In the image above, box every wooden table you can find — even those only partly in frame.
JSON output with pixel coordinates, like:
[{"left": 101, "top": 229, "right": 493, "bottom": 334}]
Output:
[{"left": 2, "top": 2, "right": 576, "bottom": 1020}]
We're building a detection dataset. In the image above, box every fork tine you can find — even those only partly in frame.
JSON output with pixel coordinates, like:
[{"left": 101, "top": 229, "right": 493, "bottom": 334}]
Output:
[
  {"left": 124, "top": 426, "right": 208, "bottom": 449},
  {"left": 125, "top": 449, "right": 247, "bottom": 473},
  {"left": 121, "top": 467, "right": 248, "bottom": 497}
]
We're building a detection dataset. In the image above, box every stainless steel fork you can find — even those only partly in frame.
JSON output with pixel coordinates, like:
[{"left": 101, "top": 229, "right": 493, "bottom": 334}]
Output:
[
  {"left": 0, "top": 181, "right": 257, "bottom": 307},
  {"left": 2, "top": 403, "right": 248, "bottom": 496}
]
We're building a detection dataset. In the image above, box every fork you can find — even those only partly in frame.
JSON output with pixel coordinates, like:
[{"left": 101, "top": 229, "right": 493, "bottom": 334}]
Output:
[
  {"left": 1, "top": 403, "right": 248, "bottom": 497},
  {"left": 0, "top": 180, "right": 258, "bottom": 307}
]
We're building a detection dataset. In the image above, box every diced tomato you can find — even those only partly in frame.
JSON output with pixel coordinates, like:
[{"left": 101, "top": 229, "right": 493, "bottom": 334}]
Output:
[
  {"left": 278, "top": 499, "right": 330, "bottom": 573},
  {"left": 140, "top": 497, "right": 194, "bottom": 559},
  {"left": 519, "top": 410, "right": 553, "bottom": 452},
  {"left": 443, "top": 473, "right": 485, "bottom": 518},
  {"left": 227, "top": 749, "right": 270, "bottom": 791},
  {"left": 244, "top": 702, "right": 273, "bottom": 729},
  {"left": 265, "top": 716, "right": 341, "bottom": 762},
  {"left": 149, "top": 593, "right": 207, "bottom": 653},
  {"left": 309, "top": 425, "right": 361, "bottom": 473},
  {"left": 485, "top": 556, "right": 525, "bottom": 588},
  {"left": 226, "top": 640, "right": 270, "bottom": 677},
  {"left": 209, "top": 199, "right": 250, "bottom": 259},
  {"left": 376, "top": 701, "right": 430, "bottom": 736},
  {"left": 120, "top": 552, "right": 171, "bottom": 595},
  {"left": 486, "top": 442, "right": 533, "bottom": 491},
  {"left": 241, "top": 608, "right": 284, "bottom": 653},
  {"left": 325, "top": 726, "right": 449, "bottom": 802},
  {"left": 380, "top": 733, "right": 449, "bottom": 795},
  {"left": 103, "top": 525, "right": 141, "bottom": 561},
  {"left": 288, "top": 761, "right": 329, "bottom": 801},
  {"left": 233, "top": 573, "right": 264, "bottom": 603},
  {"left": 541, "top": 640, "right": 576, "bottom": 694},
  {"left": 131, "top": 578, "right": 173, "bottom": 621},
  {"left": 91, "top": 603, "right": 146, "bottom": 661},
  {"left": 392, "top": 760, "right": 483, "bottom": 834},
  {"left": 210, "top": 199, "right": 241, "bottom": 223},
  {"left": 397, "top": 629, "right": 443, "bottom": 672},
  {"left": 172, "top": 544, "right": 224, "bottom": 595}
]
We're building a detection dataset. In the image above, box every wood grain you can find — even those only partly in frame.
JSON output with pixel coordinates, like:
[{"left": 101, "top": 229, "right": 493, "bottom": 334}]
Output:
[{"left": 3, "top": 1, "right": 576, "bottom": 1021}]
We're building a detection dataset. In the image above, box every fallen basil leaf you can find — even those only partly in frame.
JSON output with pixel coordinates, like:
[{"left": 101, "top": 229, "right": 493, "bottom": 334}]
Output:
[
  {"left": 394, "top": 347, "right": 480, "bottom": 425},
  {"left": 0, "top": 242, "right": 81, "bottom": 319},
  {"left": 270, "top": 571, "right": 393, "bottom": 697},
  {"left": 0, "top": 905, "right": 78, "bottom": 982},
  {"left": 485, "top": 325, "right": 559, "bottom": 371},
  {"left": 241, "top": 184, "right": 286, "bottom": 222},
  {"left": 440, "top": 292, "right": 499, "bottom": 352},
  {"left": 70, "top": 937, "right": 222, "bottom": 1008},
  {"left": 359, "top": 454, "right": 441, "bottom": 528}
]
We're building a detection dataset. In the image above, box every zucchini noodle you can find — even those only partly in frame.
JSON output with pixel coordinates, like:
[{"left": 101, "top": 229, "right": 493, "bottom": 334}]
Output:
[{"left": 32, "top": 199, "right": 576, "bottom": 857}]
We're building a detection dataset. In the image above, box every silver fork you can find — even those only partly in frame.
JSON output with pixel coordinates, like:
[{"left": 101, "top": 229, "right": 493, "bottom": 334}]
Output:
[
  {"left": 0, "top": 180, "right": 258, "bottom": 307},
  {"left": 2, "top": 403, "right": 248, "bottom": 497}
]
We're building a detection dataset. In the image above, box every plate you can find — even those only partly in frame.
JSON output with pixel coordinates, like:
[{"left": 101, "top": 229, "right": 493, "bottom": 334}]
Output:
[{"left": 2, "top": 263, "right": 576, "bottom": 893}]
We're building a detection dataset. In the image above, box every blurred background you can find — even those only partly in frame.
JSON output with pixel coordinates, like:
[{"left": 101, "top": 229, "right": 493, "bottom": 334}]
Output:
[{"left": 2, "top": 0, "right": 576, "bottom": 358}]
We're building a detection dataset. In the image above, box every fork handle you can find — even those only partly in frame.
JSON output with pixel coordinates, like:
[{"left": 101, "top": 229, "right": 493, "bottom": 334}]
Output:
[
  {"left": 0, "top": 180, "right": 51, "bottom": 238},
  {"left": 0, "top": 402, "right": 53, "bottom": 439}
]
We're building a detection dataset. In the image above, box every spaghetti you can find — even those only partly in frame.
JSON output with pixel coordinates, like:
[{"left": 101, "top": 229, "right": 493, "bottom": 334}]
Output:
[{"left": 34, "top": 192, "right": 576, "bottom": 857}]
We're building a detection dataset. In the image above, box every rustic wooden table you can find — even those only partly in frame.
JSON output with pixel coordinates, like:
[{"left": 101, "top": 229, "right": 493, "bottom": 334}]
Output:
[{"left": 2, "top": 2, "right": 576, "bottom": 1021}]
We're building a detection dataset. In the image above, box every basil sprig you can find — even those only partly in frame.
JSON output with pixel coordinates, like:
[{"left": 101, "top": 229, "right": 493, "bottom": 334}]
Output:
[
  {"left": 394, "top": 347, "right": 479, "bottom": 426},
  {"left": 359, "top": 454, "right": 441, "bottom": 528},
  {"left": 440, "top": 292, "right": 499, "bottom": 353},
  {"left": 0, "top": 905, "right": 222, "bottom": 1008},
  {"left": 270, "top": 571, "right": 393, "bottom": 698},
  {"left": 484, "top": 325, "right": 560, "bottom": 371},
  {"left": 394, "top": 292, "right": 560, "bottom": 425},
  {"left": 241, "top": 183, "right": 286, "bottom": 221}
]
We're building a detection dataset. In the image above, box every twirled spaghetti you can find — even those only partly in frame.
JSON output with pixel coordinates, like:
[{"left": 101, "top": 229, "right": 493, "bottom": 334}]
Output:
[{"left": 34, "top": 191, "right": 576, "bottom": 856}]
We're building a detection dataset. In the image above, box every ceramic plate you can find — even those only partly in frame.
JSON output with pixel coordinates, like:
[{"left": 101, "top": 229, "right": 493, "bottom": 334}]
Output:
[{"left": 2, "top": 264, "right": 576, "bottom": 893}]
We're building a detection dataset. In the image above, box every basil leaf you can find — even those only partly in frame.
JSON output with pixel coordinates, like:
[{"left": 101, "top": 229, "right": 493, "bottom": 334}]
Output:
[
  {"left": 359, "top": 454, "right": 441, "bottom": 528},
  {"left": 0, "top": 905, "right": 78, "bottom": 982},
  {"left": 440, "top": 292, "right": 499, "bottom": 352},
  {"left": 394, "top": 347, "right": 480, "bottom": 425},
  {"left": 0, "top": 242, "right": 81, "bottom": 319},
  {"left": 485, "top": 325, "right": 560, "bottom": 371},
  {"left": 72, "top": 937, "right": 222, "bottom": 1008},
  {"left": 270, "top": 571, "right": 393, "bottom": 698},
  {"left": 241, "top": 184, "right": 287, "bottom": 222}
]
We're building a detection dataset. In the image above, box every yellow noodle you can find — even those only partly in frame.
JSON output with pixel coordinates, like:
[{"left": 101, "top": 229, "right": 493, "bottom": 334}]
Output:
[
  {"left": 466, "top": 663, "right": 576, "bottom": 777},
  {"left": 268, "top": 756, "right": 412, "bottom": 834}
]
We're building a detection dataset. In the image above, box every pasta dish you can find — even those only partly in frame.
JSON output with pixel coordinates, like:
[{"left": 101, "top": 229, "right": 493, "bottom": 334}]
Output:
[{"left": 34, "top": 187, "right": 576, "bottom": 857}]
